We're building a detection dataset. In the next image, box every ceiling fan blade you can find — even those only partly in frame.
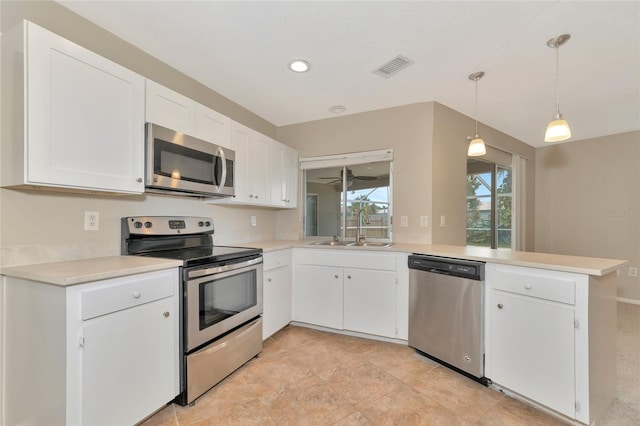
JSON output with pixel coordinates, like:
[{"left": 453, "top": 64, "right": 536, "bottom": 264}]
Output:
[
  {"left": 353, "top": 176, "right": 377, "bottom": 180},
  {"left": 318, "top": 176, "right": 340, "bottom": 179}
]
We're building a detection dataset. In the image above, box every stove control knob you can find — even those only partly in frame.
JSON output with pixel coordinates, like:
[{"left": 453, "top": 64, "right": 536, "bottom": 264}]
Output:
[
  {"left": 144, "top": 221, "right": 152, "bottom": 229},
  {"left": 133, "top": 221, "right": 143, "bottom": 229},
  {"left": 198, "top": 221, "right": 204, "bottom": 227},
  {"left": 205, "top": 221, "right": 211, "bottom": 227}
]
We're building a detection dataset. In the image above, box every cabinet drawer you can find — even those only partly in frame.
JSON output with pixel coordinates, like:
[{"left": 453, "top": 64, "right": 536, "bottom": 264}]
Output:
[
  {"left": 263, "top": 250, "right": 291, "bottom": 271},
  {"left": 82, "top": 270, "right": 175, "bottom": 320},
  {"left": 492, "top": 269, "right": 575, "bottom": 305}
]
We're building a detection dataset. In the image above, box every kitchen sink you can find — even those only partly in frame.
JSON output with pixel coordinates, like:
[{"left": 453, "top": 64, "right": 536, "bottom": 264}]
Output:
[
  {"left": 308, "top": 241, "right": 393, "bottom": 248},
  {"left": 308, "top": 240, "right": 354, "bottom": 246},
  {"left": 351, "top": 242, "right": 393, "bottom": 248}
]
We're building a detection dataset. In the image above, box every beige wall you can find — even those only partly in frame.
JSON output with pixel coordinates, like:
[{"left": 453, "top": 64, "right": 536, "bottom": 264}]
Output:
[
  {"left": 0, "top": 0, "right": 281, "bottom": 268},
  {"left": 277, "top": 102, "right": 536, "bottom": 247},
  {"left": 535, "top": 131, "right": 640, "bottom": 300},
  {"left": 277, "top": 103, "right": 434, "bottom": 244},
  {"left": 432, "top": 103, "right": 536, "bottom": 249}
]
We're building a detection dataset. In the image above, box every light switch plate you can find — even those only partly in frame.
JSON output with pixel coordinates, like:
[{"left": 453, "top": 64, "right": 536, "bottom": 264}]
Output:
[
  {"left": 251, "top": 216, "right": 257, "bottom": 227},
  {"left": 400, "top": 216, "right": 408, "bottom": 227},
  {"left": 420, "top": 216, "right": 428, "bottom": 227}
]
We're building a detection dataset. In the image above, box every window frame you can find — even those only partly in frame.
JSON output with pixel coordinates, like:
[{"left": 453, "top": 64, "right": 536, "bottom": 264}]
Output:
[{"left": 300, "top": 150, "right": 394, "bottom": 242}]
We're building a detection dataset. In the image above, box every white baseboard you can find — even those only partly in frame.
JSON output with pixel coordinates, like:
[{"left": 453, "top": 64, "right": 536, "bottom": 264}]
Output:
[{"left": 617, "top": 297, "right": 640, "bottom": 305}]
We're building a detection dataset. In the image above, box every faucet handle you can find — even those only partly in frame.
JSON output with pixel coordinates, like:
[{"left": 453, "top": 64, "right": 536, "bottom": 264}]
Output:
[{"left": 333, "top": 235, "right": 339, "bottom": 242}]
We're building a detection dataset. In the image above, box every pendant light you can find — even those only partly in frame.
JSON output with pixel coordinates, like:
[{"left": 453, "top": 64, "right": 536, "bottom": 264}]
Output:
[
  {"left": 467, "top": 71, "right": 486, "bottom": 157},
  {"left": 544, "top": 34, "right": 571, "bottom": 142}
]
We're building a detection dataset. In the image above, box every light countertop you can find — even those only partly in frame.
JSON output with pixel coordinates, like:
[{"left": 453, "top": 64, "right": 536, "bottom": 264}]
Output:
[
  {"left": 243, "top": 240, "right": 627, "bottom": 276},
  {"left": 0, "top": 256, "right": 183, "bottom": 286},
  {"left": 1, "top": 241, "right": 626, "bottom": 285}
]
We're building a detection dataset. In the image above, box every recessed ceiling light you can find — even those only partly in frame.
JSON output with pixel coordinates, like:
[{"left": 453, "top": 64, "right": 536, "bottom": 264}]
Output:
[
  {"left": 329, "top": 105, "right": 346, "bottom": 114},
  {"left": 288, "top": 59, "right": 310, "bottom": 73}
]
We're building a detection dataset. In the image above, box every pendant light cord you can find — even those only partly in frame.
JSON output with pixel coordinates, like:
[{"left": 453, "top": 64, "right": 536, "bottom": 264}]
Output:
[
  {"left": 474, "top": 78, "right": 479, "bottom": 135},
  {"left": 555, "top": 46, "right": 560, "bottom": 116}
]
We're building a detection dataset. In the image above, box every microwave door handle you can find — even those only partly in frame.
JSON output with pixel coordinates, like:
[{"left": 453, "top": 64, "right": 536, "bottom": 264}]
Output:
[{"left": 217, "top": 146, "right": 227, "bottom": 192}]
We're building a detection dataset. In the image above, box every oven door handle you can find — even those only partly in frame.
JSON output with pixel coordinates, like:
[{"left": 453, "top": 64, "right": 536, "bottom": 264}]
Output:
[{"left": 187, "top": 257, "right": 262, "bottom": 279}]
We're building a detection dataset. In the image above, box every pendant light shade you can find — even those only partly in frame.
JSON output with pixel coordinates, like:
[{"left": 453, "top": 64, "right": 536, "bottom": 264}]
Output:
[
  {"left": 467, "top": 137, "right": 486, "bottom": 156},
  {"left": 545, "top": 34, "right": 571, "bottom": 142},
  {"left": 467, "top": 71, "right": 486, "bottom": 157}
]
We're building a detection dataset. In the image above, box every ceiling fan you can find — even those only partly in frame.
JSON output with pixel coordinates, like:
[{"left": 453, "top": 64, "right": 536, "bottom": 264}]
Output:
[{"left": 319, "top": 168, "right": 377, "bottom": 185}]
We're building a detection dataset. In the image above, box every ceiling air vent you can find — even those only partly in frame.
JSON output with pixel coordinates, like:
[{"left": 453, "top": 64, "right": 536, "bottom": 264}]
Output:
[{"left": 372, "top": 55, "right": 414, "bottom": 79}]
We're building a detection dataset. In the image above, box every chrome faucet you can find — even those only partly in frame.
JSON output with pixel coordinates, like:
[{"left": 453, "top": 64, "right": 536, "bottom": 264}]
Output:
[{"left": 355, "top": 207, "right": 365, "bottom": 244}]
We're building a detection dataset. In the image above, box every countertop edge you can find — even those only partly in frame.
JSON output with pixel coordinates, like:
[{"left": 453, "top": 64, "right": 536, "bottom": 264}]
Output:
[
  {"left": 1, "top": 256, "right": 183, "bottom": 286},
  {"left": 243, "top": 240, "right": 627, "bottom": 276}
]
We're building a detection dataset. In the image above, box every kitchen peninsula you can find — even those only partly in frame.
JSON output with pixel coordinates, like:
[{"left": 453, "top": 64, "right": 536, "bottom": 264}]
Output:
[{"left": 244, "top": 240, "right": 625, "bottom": 425}]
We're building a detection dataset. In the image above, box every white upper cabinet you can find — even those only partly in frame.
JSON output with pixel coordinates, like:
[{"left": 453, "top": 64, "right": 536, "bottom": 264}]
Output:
[
  {"left": 223, "top": 120, "right": 270, "bottom": 205},
  {"left": 269, "top": 140, "right": 299, "bottom": 208},
  {"left": 1, "top": 21, "right": 145, "bottom": 194},
  {"left": 194, "top": 104, "right": 232, "bottom": 148},
  {"left": 145, "top": 79, "right": 196, "bottom": 135},
  {"left": 145, "top": 80, "right": 231, "bottom": 149}
]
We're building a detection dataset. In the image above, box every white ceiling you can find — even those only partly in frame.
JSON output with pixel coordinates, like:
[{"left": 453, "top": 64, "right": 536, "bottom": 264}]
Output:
[{"left": 57, "top": 1, "right": 640, "bottom": 147}]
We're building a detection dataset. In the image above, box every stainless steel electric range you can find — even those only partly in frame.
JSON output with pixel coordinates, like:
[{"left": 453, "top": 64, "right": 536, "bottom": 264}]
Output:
[{"left": 122, "top": 216, "right": 263, "bottom": 405}]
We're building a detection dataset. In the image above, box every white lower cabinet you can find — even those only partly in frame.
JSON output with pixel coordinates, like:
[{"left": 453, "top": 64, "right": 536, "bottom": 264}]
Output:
[
  {"left": 292, "top": 249, "right": 408, "bottom": 340},
  {"left": 262, "top": 250, "right": 293, "bottom": 339},
  {"left": 343, "top": 268, "right": 397, "bottom": 338},
  {"left": 294, "top": 264, "right": 344, "bottom": 329},
  {"left": 485, "top": 263, "right": 617, "bottom": 425},
  {"left": 489, "top": 291, "right": 576, "bottom": 417},
  {"left": 2, "top": 269, "right": 180, "bottom": 426}
]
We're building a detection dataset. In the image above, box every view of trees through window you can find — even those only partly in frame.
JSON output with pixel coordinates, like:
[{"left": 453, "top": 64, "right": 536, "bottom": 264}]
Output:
[
  {"left": 304, "top": 161, "right": 391, "bottom": 241},
  {"left": 344, "top": 188, "right": 390, "bottom": 239},
  {"left": 466, "top": 159, "right": 512, "bottom": 249}
]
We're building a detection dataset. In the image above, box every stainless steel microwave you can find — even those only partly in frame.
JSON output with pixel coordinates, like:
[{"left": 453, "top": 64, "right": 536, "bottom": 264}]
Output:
[{"left": 145, "top": 123, "right": 235, "bottom": 198}]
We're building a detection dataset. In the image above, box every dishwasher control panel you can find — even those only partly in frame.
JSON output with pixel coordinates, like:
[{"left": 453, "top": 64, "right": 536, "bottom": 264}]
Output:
[{"left": 408, "top": 254, "right": 484, "bottom": 280}]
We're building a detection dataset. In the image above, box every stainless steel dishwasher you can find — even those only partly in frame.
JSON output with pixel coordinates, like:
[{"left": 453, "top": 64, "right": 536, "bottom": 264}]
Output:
[{"left": 408, "top": 254, "right": 487, "bottom": 383}]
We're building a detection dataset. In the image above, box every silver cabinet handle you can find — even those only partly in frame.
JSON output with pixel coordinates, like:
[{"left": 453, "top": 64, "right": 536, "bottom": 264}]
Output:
[
  {"left": 132, "top": 292, "right": 141, "bottom": 299},
  {"left": 497, "top": 303, "right": 503, "bottom": 309},
  {"left": 136, "top": 177, "right": 142, "bottom": 183},
  {"left": 347, "top": 275, "right": 352, "bottom": 279},
  {"left": 163, "top": 311, "right": 170, "bottom": 318},
  {"left": 524, "top": 284, "right": 532, "bottom": 290},
  {"left": 267, "top": 278, "right": 272, "bottom": 282},
  {"left": 334, "top": 274, "right": 339, "bottom": 279}
]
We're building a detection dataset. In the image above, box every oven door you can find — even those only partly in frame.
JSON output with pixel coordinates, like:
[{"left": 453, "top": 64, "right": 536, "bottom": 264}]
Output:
[
  {"left": 185, "top": 257, "right": 262, "bottom": 351},
  {"left": 146, "top": 123, "right": 234, "bottom": 197}
]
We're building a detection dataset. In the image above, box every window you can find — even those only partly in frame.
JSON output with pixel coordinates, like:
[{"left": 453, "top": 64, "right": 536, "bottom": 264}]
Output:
[
  {"left": 301, "top": 150, "right": 393, "bottom": 241},
  {"left": 466, "top": 159, "right": 512, "bottom": 249}
]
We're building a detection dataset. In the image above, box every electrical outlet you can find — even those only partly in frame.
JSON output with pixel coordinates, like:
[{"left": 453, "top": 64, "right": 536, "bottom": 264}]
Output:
[
  {"left": 420, "top": 216, "right": 429, "bottom": 227},
  {"left": 629, "top": 267, "right": 638, "bottom": 277},
  {"left": 251, "top": 216, "right": 257, "bottom": 227},
  {"left": 400, "top": 216, "right": 408, "bottom": 227},
  {"left": 84, "top": 211, "right": 99, "bottom": 231}
]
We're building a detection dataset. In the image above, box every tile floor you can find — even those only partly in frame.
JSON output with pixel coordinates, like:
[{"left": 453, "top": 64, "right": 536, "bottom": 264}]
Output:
[{"left": 143, "top": 302, "right": 640, "bottom": 426}]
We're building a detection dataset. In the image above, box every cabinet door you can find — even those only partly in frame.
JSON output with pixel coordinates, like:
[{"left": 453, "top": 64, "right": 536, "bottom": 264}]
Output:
[
  {"left": 490, "top": 292, "right": 576, "bottom": 418},
  {"left": 81, "top": 297, "right": 176, "bottom": 426},
  {"left": 283, "top": 146, "right": 299, "bottom": 208},
  {"left": 268, "top": 142, "right": 286, "bottom": 207},
  {"left": 145, "top": 79, "right": 196, "bottom": 135},
  {"left": 269, "top": 142, "right": 298, "bottom": 208},
  {"left": 27, "top": 22, "right": 145, "bottom": 193},
  {"left": 263, "top": 266, "right": 292, "bottom": 339},
  {"left": 344, "top": 268, "right": 397, "bottom": 338},
  {"left": 195, "top": 104, "right": 231, "bottom": 148},
  {"left": 230, "top": 120, "right": 252, "bottom": 203},
  {"left": 250, "top": 132, "right": 270, "bottom": 204},
  {"left": 293, "top": 265, "right": 343, "bottom": 329}
]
